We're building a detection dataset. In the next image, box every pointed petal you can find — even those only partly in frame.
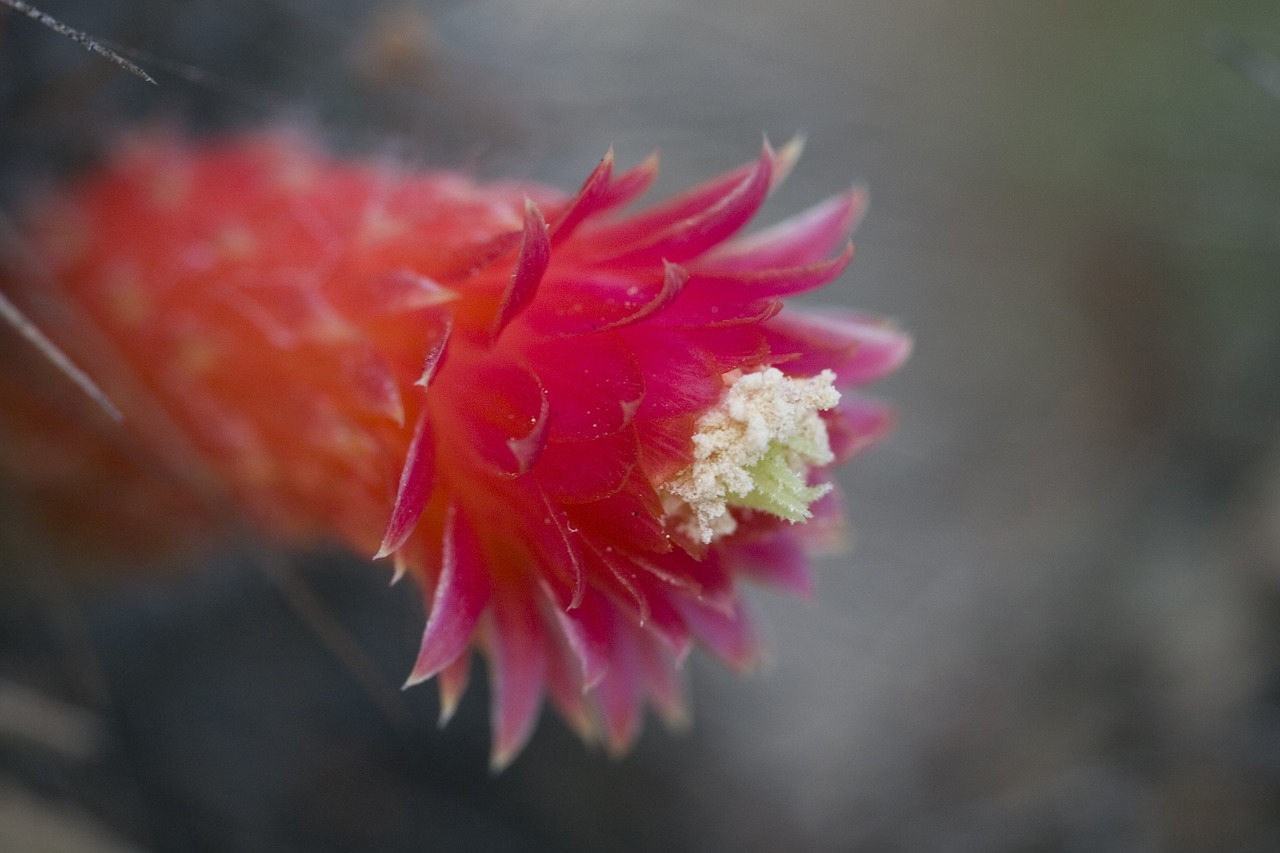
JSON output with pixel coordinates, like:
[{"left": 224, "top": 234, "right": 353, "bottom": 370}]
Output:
[
  {"left": 592, "top": 626, "right": 643, "bottom": 756},
  {"left": 598, "top": 152, "right": 659, "bottom": 211},
  {"left": 723, "top": 531, "right": 815, "bottom": 598},
  {"left": 687, "top": 242, "right": 853, "bottom": 300},
  {"left": 549, "top": 148, "right": 614, "bottom": 244},
  {"left": 437, "top": 649, "right": 472, "bottom": 727},
  {"left": 405, "top": 503, "right": 492, "bottom": 685},
  {"left": 677, "top": 596, "right": 760, "bottom": 673},
  {"left": 588, "top": 144, "right": 774, "bottom": 266},
  {"left": 701, "top": 187, "right": 866, "bottom": 270},
  {"left": 633, "top": 630, "right": 689, "bottom": 730},
  {"left": 375, "top": 408, "right": 436, "bottom": 559},
  {"left": 413, "top": 312, "right": 452, "bottom": 387},
  {"left": 764, "top": 310, "right": 912, "bottom": 386},
  {"left": 340, "top": 344, "right": 404, "bottom": 424},
  {"left": 523, "top": 482, "right": 586, "bottom": 609},
  {"left": 551, "top": 585, "right": 615, "bottom": 689},
  {"left": 491, "top": 200, "right": 550, "bottom": 341},
  {"left": 487, "top": 593, "right": 548, "bottom": 771}
]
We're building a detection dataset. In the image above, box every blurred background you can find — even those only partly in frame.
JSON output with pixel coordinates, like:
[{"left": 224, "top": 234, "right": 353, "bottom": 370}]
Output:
[{"left": 4, "top": 0, "right": 1280, "bottom": 850}]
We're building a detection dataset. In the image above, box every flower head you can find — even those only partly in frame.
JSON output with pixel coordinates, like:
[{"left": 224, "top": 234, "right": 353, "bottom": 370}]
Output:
[{"left": 3, "top": 130, "right": 909, "bottom": 767}]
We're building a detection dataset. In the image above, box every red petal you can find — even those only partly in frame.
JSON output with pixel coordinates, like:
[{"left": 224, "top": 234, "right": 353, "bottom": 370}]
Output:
[
  {"left": 597, "top": 152, "right": 659, "bottom": 211},
  {"left": 405, "top": 503, "right": 492, "bottom": 685},
  {"left": 456, "top": 360, "right": 548, "bottom": 476},
  {"left": 646, "top": 291, "right": 782, "bottom": 330},
  {"left": 536, "top": 426, "right": 638, "bottom": 504},
  {"left": 635, "top": 547, "right": 735, "bottom": 613},
  {"left": 413, "top": 312, "right": 452, "bottom": 388},
  {"left": 339, "top": 344, "right": 404, "bottom": 424},
  {"left": 491, "top": 200, "right": 550, "bottom": 341},
  {"left": 375, "top": 408, "right": 436, "bottom": 559},
  {"left": 633, "top": 413, "right": 699, "bottom": 483},
  {"left": 565, "top": 470, "right": 670, "bottom": 554}
]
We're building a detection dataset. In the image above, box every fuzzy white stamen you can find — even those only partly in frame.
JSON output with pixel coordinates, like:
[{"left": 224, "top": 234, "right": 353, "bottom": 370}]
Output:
[{"left": 660, "top": 367, "right": 839, "bottom": 543}]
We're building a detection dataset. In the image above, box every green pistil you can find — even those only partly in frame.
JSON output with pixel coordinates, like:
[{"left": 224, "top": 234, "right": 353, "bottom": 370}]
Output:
[{"left": 730, "top": 441, "right": 830, "bottom": 522}]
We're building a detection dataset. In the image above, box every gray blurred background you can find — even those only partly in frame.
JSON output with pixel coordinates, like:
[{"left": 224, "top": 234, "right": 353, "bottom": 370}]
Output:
[{"left": 4, "top": 1, "right": 1280, "bottom": 850}]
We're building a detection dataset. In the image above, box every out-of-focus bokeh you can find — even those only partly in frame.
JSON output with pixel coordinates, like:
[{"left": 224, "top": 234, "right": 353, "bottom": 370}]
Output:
[{"left": 4, "top": 1, "right": 1280, "bottom": 850}]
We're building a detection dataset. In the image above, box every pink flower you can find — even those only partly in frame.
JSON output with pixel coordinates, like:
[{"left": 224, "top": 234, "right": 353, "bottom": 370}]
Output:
[{"left": 4, "top": 130, "right": 909, "bottom": 767}]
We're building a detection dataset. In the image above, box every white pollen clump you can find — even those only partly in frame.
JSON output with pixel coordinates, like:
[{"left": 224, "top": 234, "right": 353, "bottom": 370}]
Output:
[{"left": 660, "top": 367, "right": 840, "bottom": 543}]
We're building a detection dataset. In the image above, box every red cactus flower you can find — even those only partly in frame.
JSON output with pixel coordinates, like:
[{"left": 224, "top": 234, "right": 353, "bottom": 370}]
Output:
[{"left": 2, "top": 130, "right": 909, "bottom": 767}]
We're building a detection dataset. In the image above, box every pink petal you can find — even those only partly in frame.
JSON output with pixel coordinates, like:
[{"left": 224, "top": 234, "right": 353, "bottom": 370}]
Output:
[
  {"left": 527, "top": 332, "right": 644, "bottom": 442},
  {"left": 491, "top": 200, "right": 550, "bottom": 341},
  {"left": 621, "top": 329, "right": 724, "bottom": 419},
  {"left": 548, "top": 148, "right": 614, "bottom": 245},
  {"left": 764, "top": 310, "right": 912, "bottom": 386},
  {"left": 701, "top": 187, "right": 866, "bottom": 270},
  {"left": 687, "top": 241, "right": 853, "bottom": 299},
  {"left": 524, "top": 483, "right": 586, "bottom": 609},
  {"left": 633, "top": 630, "right": 688, "bottom": 729},
  {"left": 543, "top": 624, "right": 597, "bottom": 742},
  {"left": 676, "top": 596, "right": 759, "bottom": 673},
  {"left": 579, "top": 150, "right": 761, "bottom": 251},
  {"left": 597, "top": 151, "right": 659, "bottom": 211},
  {"left": 487, "top": 592, "right": 548, "bottom": 771},
  {"left": 647, "top": 291, "right": 783, "bottom": 330},
  {"left": 592, "top": 626, "right": 643, "bottom": 756},
  {"left": 823, "top": 395, "right": 896, "bottom": 464},
  {"left": 405, "top": 503, "right": 492, "bottom": 685},
  {"left": 589, "top": 144, "right": 774, "bottom": 266},
  {"left": 375, "top": 408, "right": 436, "bottom": 559},
  {"left": 436, "top": 649, "right": 472, "bottom": 726},
  {"left": 551, "top": 584, "right": 615, "bottom": 689},
  {"left": 723, "top": 531, "right": 815, "bottom": 598}
]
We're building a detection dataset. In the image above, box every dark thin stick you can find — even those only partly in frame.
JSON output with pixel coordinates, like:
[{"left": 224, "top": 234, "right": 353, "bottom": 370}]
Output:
[
  {"left": 0, "top": 290, "right": 123, "bottom": 422},
  {"left": 2, "top": 0, "right": 156, "bottom": 84},
  {"left": 260, "top": 551, "right": 415, "bottom": 732},
  {"left": 0, "top": 208, "right": 123, "bottom": 422}
]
